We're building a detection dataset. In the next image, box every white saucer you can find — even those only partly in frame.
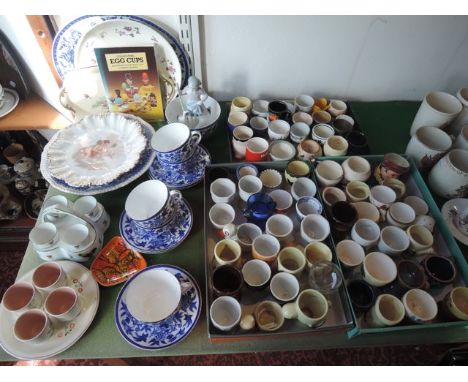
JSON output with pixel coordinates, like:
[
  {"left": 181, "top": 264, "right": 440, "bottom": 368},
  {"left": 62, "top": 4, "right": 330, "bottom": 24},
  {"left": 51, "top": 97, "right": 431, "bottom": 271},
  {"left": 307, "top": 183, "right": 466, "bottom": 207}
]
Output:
[
  {"left": 0, "top": 261, "right": 100, "bottom": 360},
  {"left": 0, "top": 88, "right": 19, "bottom": 118},
  {"left": 442, "top": 198, "right": 468, "bottom": 245}
]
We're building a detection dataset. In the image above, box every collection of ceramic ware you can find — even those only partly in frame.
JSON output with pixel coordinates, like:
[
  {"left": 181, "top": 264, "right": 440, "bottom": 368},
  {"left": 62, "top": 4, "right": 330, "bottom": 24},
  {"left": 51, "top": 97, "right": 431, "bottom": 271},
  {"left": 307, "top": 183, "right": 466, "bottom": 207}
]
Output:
[
  {"left": 227, "top": 95, "right": 369, "bottom": 163},
  {"left": 405, "top": 88, "right": 468, "bottom": 246}
]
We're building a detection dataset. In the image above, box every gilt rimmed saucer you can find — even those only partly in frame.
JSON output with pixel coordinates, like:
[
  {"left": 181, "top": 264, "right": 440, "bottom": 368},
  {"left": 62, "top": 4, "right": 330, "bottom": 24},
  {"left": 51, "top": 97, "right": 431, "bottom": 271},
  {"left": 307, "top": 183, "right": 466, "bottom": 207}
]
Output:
[
  {"left": 115, "top": 264, "right": 201, "bottom": 350},
  {"left": 148, "top": 145, "right": 211, "bottom": 190},
  {"left": 442, "top": 198, "right": 468, "bottom": 245},
  {"left": 119, "top": 197, "right": 193, "bottom": 254}
]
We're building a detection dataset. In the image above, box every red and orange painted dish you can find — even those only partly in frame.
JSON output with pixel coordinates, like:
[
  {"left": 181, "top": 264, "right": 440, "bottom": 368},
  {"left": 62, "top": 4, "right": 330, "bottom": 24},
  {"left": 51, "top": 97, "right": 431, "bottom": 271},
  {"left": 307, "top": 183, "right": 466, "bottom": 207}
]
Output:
[{"left": 91, "top": 236, "right": 147, "bottom": 287}]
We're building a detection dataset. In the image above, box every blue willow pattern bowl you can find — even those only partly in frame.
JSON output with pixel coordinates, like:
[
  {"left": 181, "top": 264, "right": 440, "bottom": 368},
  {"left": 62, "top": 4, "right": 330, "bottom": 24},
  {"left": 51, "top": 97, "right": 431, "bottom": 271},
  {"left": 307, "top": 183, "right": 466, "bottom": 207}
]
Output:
[{"left": 115, "top": 264, "right": 201, "bottom": 350}]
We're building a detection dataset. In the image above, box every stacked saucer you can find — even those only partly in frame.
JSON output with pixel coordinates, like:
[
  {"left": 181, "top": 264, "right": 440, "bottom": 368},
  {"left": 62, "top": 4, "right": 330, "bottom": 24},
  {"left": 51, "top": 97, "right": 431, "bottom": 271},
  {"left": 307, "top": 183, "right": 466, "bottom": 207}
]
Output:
[
  {"left": 148, "top": 123, "right": 211, "bottom": 189},
  {"left": 119, "top": 180, "right": 193, "bottom": 254}
]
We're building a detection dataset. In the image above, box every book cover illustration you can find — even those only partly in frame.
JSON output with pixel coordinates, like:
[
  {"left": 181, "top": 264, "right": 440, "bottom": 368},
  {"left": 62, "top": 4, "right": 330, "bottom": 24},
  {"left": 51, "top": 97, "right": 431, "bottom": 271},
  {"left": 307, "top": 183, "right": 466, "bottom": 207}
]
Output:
[{"left": 94, "top": 46, "right": 165, "bottom": 123}]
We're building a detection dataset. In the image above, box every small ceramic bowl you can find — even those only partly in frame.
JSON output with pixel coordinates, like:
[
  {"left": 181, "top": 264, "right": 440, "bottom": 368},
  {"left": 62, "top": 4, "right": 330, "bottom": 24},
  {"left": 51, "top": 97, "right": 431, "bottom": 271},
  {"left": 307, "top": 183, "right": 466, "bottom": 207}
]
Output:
[
  {"left": 269, "top": 140, "right": 296, "bottom": 161},
  {"left": 259, "top": 169, "right": 283, "bottom": 190}
]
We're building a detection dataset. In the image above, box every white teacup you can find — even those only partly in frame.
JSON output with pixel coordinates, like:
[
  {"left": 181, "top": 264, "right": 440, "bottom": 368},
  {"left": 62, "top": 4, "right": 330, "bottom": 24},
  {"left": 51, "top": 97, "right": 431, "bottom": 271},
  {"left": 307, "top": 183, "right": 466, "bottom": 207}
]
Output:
[
  {"left": 405, "top": 126, "right": 453, "bottom": 169},
  {"left": 44, "top": 286, "right": 81, "bottom": 322},
  {"left": 294, "top": 94, "right": 314, "bottom": 112},
  {"left": 345, "top": 181, "right": 370, "bottom": 203},
  {"left": 210, "top": 296, "right": 242, "bottom": 332},
  {"left": 254, "top": 301, "right": 285, "bottom": 332},
  {"left": 14, "top": 309, "right": 53, "bottom": 343},
  {"left": 210, "top": 178, "right": 236, "bottom": 204},
  {"left": 404, "top": 195, "right": 429, "bottom": 216},
  {"left": 228, "top": 111, "right": 249, "bottom": 131},
  {"left": 32, "top": 262, "right": 67, "bottom": 293},
  {"left": 304, "top": 242, "right": 333, "bottom": 267},
  {"left": 231, "top": 96, "right": 252, "bottom": 114},
  {"left": 312, "top": 124, "right": 335, "bottom": 145},
  {"left": 277, "top": 247, "right": 307, "bottom": 276},
  {"left": 321, "top": 187, "right": 347, "bottom": 209},
  {"left": 342, "top": 156, "right": 371, "bottom": 183},
  {"left": 242, "top": 259, "right": 271, "bottom": 289},
  {"left": 269, "top": 140, "right": 296, "bottom": 161},
  {"left": 268, "top": 120, "right": 290, "bottom": 141},
  {"left": 292, "top": 111, "right": 313, "bottom": 126},
  {"left": 315, "top": 160, "right": 344, "bottom": 187},
  {"left": 378, "top": 226, "right": 410, "bottom": 256},
  {"left": 363, "top": 252, "right": 398, "bottom": 287},
  {"left": 300, "top": 214, "right": 330, "bottom": 243},
  {"left": 336, "top": 240, "right": 365, "bottom": 268},
  {"left": 296, "top": 196, "right": 323, "bottom": 220},
  {"left": 351, "top": 218, "right": 381, "bottom": 249},
  {"left": 252, "top": 100, "right": 269, "bottom": 117},
  {"left": 125, "top": 180, "right": 181, "bottom": 229},
  {"left": 223, "top": 222, "right": 262, "bottom": 250},
  {"left": 428, "top": 149, "right": 468, "bottom": 198},
  {"left": 328, "top": 99, "right": 347, "bottom": 117},
  {"left": 365, "top": 294, "right": 405, "bottom": 327},
  {"left": 249, "top": 116, "right": 269, "bottom": 135},
  {"left": 270, "top": 272, "right": 300, "bottom": 302},
  {"left": 290, "top": 122, "right": 310, "bottom": 143},
  {"left": 406, "top": 224, "right": 434, "bottom": 254},
  {"left": 238, "top": 174, "right": 263, "bottom": 202},
  {"left": 352, "top": 201, "right": 380, "bottom": 223},
  {"left": 386, "top": 202, "right": 416, "bottom": 228},
  {"left": 269, "top": 189, "right": 293, "bottom": 214},
  {"left": 324, "top": 136, "right": 349, "bottom": 156},
  {"left": 2, "top": 282, "right": 43, "bottom": 317},
  {"left": 401, "top": 289, "right": 438, "bottom": 324},
  {"left": 282, "top": 289, "right": 329, "bottom": 328},
  {"left": 291, "top": 177, "right": 317, "bottom": 201},
  {"left": 265, "top": 214, "right": 294, "bottom": 243},
  {"left": 214, "top": 239, "right": 242, "bottom": 267},
  {"left": 126, "top": 268, "right": 191, "bottom": 323},
  {"left": 410, "top": 91, "right": 463, "bottom": 136},
  {"left": 209, "top": 203, "right": 236, "bottom": 230},
  {"left": 370, "top": 185, "right": 397, "bottom": 209}
]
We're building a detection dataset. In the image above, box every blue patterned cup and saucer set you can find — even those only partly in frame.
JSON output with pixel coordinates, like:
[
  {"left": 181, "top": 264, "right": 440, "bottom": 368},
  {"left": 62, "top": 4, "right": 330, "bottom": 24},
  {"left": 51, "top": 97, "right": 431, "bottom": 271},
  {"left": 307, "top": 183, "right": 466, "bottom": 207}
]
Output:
[
  {"left": 148, "top": 122, "right": 211, "bottom": 189},
  {"left": 119, "top": 179, "right": 193, "bottom": 254},
  {"left": 115, "top": 264, "right": 201, "bottom": 350}
]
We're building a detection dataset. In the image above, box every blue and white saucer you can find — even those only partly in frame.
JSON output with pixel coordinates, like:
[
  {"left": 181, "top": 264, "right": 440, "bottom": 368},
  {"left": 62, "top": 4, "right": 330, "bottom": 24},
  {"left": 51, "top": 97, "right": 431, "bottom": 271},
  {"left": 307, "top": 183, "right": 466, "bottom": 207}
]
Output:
[
  {"left": 115, "top": 264, "right": 201, "bottom": 350},
  {"left": 148, "top": 145, "right": 211, "bottom": 190},
  {"left": 119, "top": 197, "right": 193, "bottom": 254}
]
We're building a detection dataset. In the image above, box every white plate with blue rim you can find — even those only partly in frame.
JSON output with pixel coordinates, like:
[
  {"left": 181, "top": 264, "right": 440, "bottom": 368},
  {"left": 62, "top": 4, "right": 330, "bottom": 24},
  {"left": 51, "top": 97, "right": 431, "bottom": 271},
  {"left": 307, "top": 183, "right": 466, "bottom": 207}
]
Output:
[
  {"left": 119, "top": 196, "right": 193, "bottom": 254},
  {"left": 52, "top": 15, "right": 190, "bottom": 89},
  {"left": 114, "top": 264, "right": 201, "bottom": 350},
  {"left": 148, "top": 145, "right": 211, "bottom": 190}
]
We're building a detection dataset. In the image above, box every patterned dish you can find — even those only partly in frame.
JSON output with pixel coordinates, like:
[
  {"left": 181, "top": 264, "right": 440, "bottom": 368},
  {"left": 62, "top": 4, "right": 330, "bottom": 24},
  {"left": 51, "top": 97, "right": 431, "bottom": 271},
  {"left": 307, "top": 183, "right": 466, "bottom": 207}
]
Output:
[
  {"left": 0, "top": 261, "right": 99, "bottom": 360},
  {"left": 119, "top": 197, "right": 193, "bottom": 254},
  {"left": 115, "top": 264, "right": 201, "bottom": 350},
  {"left": 40, "top": 113, "right": 156, "bottom": 195},
  {"left": 52, "top": 15, "right": 190, "bottom": 88}
]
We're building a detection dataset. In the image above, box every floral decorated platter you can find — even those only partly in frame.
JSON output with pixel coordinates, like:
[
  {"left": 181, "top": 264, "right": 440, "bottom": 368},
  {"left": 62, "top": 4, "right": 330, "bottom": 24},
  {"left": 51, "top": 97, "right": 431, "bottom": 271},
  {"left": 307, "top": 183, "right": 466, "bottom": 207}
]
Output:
[
  {"left": 442, "top": 198, "right": 468, "bottom": 246},
  {"left": 119, "top": 197, "right": 193, "bottom": 254},
  {"left": 91, "top": 236, "right": 147, "bottom": 287},
  {"left": 0, "top": 261, "right": 99, "bottom": 360},
  {"left": 40, "top": 113, "right": 156, "bottom": 195},
  {"left": 148, "top": 145, "right": 211, "bottom": 190},
  {"left": 115, "top": 264, "right": 201, "bottom": 350},
  {"left": 52, "top": 15, "right": 190, "bottom": 89}
]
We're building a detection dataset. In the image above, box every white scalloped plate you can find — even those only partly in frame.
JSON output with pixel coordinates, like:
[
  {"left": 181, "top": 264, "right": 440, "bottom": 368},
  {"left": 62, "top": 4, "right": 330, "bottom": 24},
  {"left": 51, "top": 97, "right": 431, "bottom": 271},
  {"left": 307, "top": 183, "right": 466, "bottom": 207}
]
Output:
[{"left": 43, "top": 113, "right": 146, "bottom": 187}]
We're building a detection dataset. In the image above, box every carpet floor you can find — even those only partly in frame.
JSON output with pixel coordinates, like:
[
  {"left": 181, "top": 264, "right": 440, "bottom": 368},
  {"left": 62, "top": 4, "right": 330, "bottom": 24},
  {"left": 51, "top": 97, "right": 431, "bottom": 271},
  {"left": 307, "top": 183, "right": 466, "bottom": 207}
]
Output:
[{"left": 0, "top": 245, "right": 462, "bottom": 366}]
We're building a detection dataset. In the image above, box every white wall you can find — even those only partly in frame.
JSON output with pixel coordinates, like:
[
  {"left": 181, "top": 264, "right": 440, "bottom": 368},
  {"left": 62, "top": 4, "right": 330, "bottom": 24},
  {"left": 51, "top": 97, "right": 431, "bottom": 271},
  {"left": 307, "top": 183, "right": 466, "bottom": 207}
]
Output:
[{"left": 200, "top": 16, "right": 468, "bottom": 101}]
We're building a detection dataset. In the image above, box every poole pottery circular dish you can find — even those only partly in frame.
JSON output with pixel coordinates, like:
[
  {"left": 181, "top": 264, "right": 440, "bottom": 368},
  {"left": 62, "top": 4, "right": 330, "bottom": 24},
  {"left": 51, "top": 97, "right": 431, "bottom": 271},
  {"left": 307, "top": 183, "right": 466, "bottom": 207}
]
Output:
[
  {"left": 148, "top": 145, "right": 211, "bottom": 189},
  {"left": 115, "top": 264, "right": 201, "bottom": 350},
  {"left": 0, "top": 261, "right": 99, "bottom": 360},
  {"left": 119, "top": 197, "right": 193, "bottom": 254}
]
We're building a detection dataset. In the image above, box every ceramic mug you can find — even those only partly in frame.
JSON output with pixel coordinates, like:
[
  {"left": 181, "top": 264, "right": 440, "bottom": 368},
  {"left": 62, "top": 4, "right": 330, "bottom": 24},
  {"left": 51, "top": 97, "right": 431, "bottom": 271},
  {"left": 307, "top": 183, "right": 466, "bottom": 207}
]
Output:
[
  {"left": 374, "top": 153, "right": 410, "bottom": 184},
  {"left": 44, "top": 286, "right": 81, "bottom": 322},
  {"left": 269, "top": 140, "right": 296, "bottom": 161},
  {"left": 254, "top": 301, "right": 285, "bottom": 332},
  {"left": 1, "top": 281, "right": 42, "bottom": 317},
  {"left": 442, "top": 287, "right": 468, "bottom": 321},
  {"left": 329, "top": 201, "right": 358, "bottom": 234},
  {"left": 210, "top": 178, "right": 236, "bottom": 204},
  {"left": 232, "top": 125, "right": 254, "bottom": 159},
  {"left": 290, "top": 122, "right": 310, "bottom": 143},
  {"left": 277, "top": 247, "right": 307, "bottom": 276},
  {"left": 13, "top": 309, "right": 53, "bottom": 343},
  {"left": 405, "top": 126, "right": 452, "bottom": 170},
  {"left": 210, "top": 296, "right": 242, "bottom": 332},
  {"left": 297, "top": 139, "right": 323, "bottom": 161},
  {"left": 270, "top": 272, "right": 300, "bottom": 302},
  {"left": 323, "top": 136, "right": 349, "bottom": 156},
  {"left": 245, "top": 137, "right": 269, "bottom": 162},
  {"left": 242, "top": 259, "right": 271, "bottom": 289},
  {"left": 268, "top": 189, "right": 293, "bottom": 214},
  {"left": 227, "top": 111, "right": 249, "bottom": 132},
  {"left": 450, "top": 88, "right": 468, "bottom": 136},
  {"left": 365, "top": 294, "right": 405, "bottom": 328},
  {"left": 382, "top": 178, "right": 407, "bottom": 201},
  {"left": 282, "top": 289, "right": 329, "bottom": 328},
  {"left": 3, "top": 143, "right": 26, "bottom": 165},
  {"left": 231, "top": 96, "right": 252, "bottom": 114},
  {"left": 294, "top": 94, "right": 314, "bottom": 112},
  {"left": 428, "top": 149, "right": 468, "bottom": 198},
  {"left": 363, "top": 252, "right": 398, "bottom": 287},
  {"left": 453, "top": 124, "right": 468, "bottom": 150},
  {"left": 214, "top": 239, "right": 242, "bottom": 267},
  {"left": 125, "top": 180, "right": 181, "bottom": 229},
  {"left": 401, "top": 288, "right": 438, "bottom": 324},
  {"left": 151, "top": 123, "right": 201, "bottom": 164},
  {"left": 410, "top": 91, "right": 463, "bottom": 136},
  {"left": 404, "top": 195, "right": 429, "bottom": 216}
]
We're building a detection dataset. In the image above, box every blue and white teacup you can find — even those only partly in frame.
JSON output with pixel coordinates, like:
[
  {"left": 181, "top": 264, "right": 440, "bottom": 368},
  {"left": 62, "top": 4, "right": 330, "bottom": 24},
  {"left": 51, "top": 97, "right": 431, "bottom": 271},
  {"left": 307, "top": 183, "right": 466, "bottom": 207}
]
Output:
[
  {"left": 125, "top": 180, "right": 182, "bottom": 230},
  {"left": 151, "top": 123, "right": 202, "bottom": 164}
]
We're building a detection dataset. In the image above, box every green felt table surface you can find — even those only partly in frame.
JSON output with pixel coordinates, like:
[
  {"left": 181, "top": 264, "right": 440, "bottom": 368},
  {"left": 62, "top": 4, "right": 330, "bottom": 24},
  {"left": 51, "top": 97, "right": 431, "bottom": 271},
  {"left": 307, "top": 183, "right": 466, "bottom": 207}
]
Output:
[{"left": 1, "top": 101, "right": 467, "bottom": 361}]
